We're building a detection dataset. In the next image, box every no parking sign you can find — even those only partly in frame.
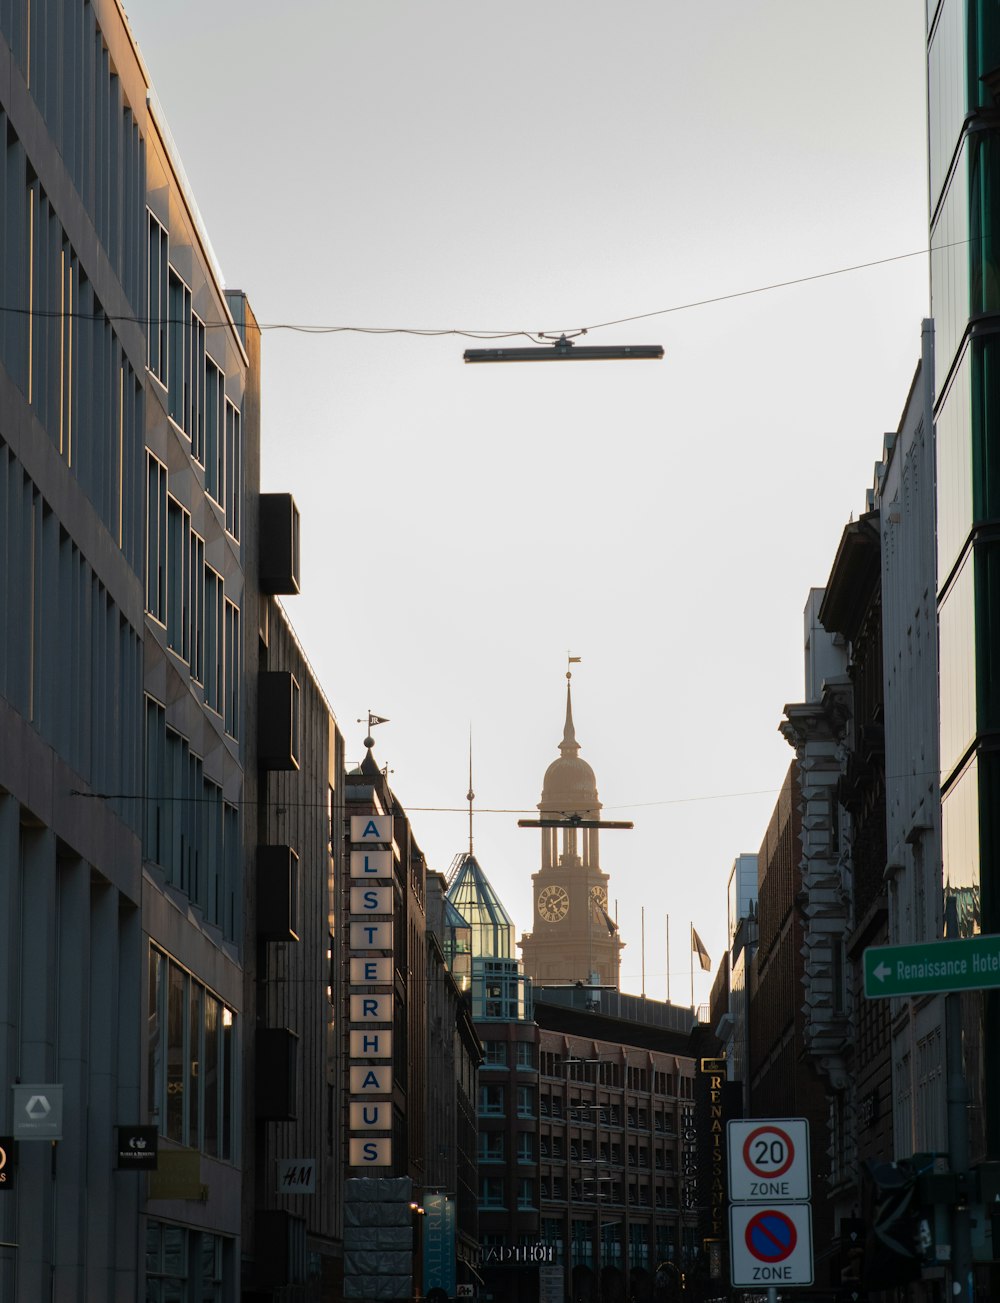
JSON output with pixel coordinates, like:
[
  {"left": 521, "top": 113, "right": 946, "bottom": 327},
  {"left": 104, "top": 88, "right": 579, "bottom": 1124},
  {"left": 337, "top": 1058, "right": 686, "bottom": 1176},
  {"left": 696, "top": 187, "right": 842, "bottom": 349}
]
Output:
[{"left": 729, "top": 1203, "right": 814, "bottom": 1287}]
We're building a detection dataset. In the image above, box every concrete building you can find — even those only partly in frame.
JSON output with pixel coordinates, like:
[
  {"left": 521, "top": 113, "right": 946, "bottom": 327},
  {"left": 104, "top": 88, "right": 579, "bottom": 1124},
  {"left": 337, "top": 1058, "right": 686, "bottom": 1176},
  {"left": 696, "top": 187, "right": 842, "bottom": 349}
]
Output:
[
  {"left": 874, "top": 326, "right": 946, "bottom": 1162},
  {"left": 246, "top": 596, "right": 346, "bottom": 1301},
  {"left": 716, "top": 855, "right": 757, "bottom": 1113},
  {"left": 533, "top": 988, "right": 698, "bottom": 1303},
  {"left": 746, "top": 761, "right": 836, "bottom": 1293},
  {"left": 0, "top": 0, "right": 266, "bottom": 1295},
  {"left": 448, "top": 849, "right": 539, "bottom": 1303},
  {"left": 424, "top": 870, "right": 484, "bottom": 1292}
]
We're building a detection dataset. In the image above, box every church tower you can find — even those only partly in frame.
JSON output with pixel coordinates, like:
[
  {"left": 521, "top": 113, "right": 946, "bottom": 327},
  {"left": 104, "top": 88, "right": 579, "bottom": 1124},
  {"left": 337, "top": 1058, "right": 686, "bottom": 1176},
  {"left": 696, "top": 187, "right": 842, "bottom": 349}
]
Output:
[{"left": 518, "top": 674, "right": 623, "bottom": 988}]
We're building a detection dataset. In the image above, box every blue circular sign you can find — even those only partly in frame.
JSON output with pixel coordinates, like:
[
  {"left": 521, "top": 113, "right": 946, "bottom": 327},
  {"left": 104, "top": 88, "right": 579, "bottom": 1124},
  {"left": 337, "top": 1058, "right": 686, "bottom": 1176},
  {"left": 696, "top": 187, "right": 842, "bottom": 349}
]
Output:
[{"left": 745, "top": 1209, "right": 798, "bottom": 1263}]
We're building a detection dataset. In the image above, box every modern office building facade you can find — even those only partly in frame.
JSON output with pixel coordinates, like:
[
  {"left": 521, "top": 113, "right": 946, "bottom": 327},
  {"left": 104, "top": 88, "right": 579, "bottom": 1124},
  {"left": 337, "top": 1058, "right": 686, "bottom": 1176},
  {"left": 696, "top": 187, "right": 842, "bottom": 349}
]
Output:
[
  {"left": 0, "top": 3, "right": 348, "bottom": 1298},
  {"left": 0, "top": 0, "right": 255, "bottom": 1296},
  {"left": 927, "top": 0, "right": 1000, "bottom": 1179}
]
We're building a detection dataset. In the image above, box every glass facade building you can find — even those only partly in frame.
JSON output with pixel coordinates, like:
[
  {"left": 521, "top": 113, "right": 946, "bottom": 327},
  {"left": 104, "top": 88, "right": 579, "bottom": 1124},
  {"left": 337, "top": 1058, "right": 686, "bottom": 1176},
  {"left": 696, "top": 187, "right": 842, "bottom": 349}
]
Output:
[{"left": 929, "top": 0, "right": 1000, "bottom": 1158}]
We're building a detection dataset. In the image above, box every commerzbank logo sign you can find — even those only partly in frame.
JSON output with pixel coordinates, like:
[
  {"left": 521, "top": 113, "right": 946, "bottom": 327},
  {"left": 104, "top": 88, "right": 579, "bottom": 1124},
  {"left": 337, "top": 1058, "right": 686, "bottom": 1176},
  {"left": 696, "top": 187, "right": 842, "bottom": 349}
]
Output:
[{"left": 12, "top": 1085, "right": 63, "bottom": 1139}]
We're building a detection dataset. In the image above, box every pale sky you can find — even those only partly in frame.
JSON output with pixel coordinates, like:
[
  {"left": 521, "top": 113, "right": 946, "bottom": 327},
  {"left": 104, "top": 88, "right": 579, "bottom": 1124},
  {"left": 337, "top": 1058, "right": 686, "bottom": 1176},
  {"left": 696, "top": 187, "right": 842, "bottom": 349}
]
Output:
[{"left": 122, "top": 0, "right": 930, "bottom": 1008}]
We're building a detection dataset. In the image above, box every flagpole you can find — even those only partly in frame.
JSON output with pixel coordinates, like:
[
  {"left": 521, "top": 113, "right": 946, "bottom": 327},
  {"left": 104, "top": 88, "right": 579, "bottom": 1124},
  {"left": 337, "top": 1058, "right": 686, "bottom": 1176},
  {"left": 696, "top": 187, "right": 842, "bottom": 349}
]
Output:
[
  {"left": 641, "top": 907, "right": 646, "bottom": 997},
  {"left": 690, "top": 922, "right": 695, "bottom": 1013},
  {"left": 665, "top": 914, "right": 670, "bottom": 1003}
]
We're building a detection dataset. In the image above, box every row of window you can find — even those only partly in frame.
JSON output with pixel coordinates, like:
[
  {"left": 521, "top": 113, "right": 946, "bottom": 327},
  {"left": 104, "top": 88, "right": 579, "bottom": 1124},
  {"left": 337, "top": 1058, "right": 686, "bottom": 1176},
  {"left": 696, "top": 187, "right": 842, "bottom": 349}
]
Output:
[
  {"left": 146, "top": 1219, "right": 229, "bottom": 1303},
  {"left": 478, "top": 1083, "right": 535, "bottom": 1116},
  {"left": 147, "top": 214, "right": 243, "bottom": 539},
  {"left": 481, "top": 1040, "right": 536, "bottom": 1069},
  {"left": 479, "top": 1132, "right": 537, "bottom": 1163},
  {"left": 0, "top": 1, "right": 147, "bottom": 312},
  {"left": 536, "top": 1055, "right": 688, "bottom": 1097},
  {"left": 1, "top": 116, "right": 147, "bottom": 567},
  {"left": 147, "top": 947, "right": 237, "bottom": 1159},
  {"left": 144, "top": 697, "right": 241, "bottom": 939},
  {"left": 481, "top": 1176, "right": 535, "bottom": 1210},
  {"left": 544, "top": 1180, "right": 679, "bottom": 1209},
  {"left": 537, "top": 1096, "right": 679, "bottom": 1131},
  {"left": 0, "top": 441, "right": 144, "bottom": 831},
  {"left": 534, "top": 1220, "right": 684, "bottom": 1268},
  {"left": 146, "top": 454, "right": 241, "bottom": 733},
  {"left": 536, "top": 1138, "right": 677, "bottom": 1169}
]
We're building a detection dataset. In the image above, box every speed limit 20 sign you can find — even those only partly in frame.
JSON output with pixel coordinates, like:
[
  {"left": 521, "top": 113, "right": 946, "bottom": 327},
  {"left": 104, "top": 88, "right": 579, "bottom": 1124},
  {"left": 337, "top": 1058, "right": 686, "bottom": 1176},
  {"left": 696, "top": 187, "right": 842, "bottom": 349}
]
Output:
[{"left": 727, "top": 1118, "right": 810, "bottom": 1202}]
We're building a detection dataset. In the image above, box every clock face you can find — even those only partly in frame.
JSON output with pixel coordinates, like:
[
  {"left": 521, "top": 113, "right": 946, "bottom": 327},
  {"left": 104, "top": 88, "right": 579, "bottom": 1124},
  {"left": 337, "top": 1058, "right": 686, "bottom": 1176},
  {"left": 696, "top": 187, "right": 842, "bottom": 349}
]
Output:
[
  {"left": 590, "top": 885, "right": 608, "bottom": 912},
  {"left": 538, "top": 884, "right": 570, "bottom": 923}
]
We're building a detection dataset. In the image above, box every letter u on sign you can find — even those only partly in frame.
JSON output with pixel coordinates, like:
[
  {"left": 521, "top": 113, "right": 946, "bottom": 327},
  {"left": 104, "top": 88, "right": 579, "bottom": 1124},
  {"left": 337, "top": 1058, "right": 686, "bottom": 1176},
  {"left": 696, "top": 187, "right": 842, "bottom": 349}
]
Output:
[{"left": 349, "top": 1100, "right": 386, "bottom": 1129}]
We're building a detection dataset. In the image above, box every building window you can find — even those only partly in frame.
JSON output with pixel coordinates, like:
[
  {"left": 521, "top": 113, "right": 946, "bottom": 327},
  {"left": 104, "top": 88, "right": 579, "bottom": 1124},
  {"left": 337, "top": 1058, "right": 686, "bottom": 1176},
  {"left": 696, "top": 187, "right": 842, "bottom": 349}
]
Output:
[
  {"left": 147, "top": 946, "right": 236, "bottom": 1158},
  {"left": 166, "top": 496, "right": 191, "bottom": 661},
  {"left": 517, "top": 1178, "right": 536, "bottom": 1210},
  {"left": 190, "top": 313, "right": 206, "bottom": 465},
  {"left": 516, "top": 1133, "right": 536, "bottom": 1163},
  {"left": 147, "top": 213, "right": 168, "bottom": 383},
  {"left": 224, "top": 397, "right": 241, "bottom": 539},
  {"left": 479, "top": 1132, "right": 504, "bottom": 1163},
  {"left": 629, "top": 1223, "right": 650, "bottom": 1268},
  {"left": 479, "top": 1083, "right": 505, "bottom": 1116},
  {"left": 572, "top": 1221, "right": 593, "bottom": 1267},
  {"left": 224, "top": 598, "right": 240, "bottom": 739},
  {"left": 145, "top": 453, "right": 167, "bottom": 624},
  {"left": 516, "top": 1042, "right": 535, "bottom": 1070},
  {"left": 205, "top": 359, "right": 224, "bottom": 504},
  {"left": 189, "top": 532, "right": 204, "bottom": 683},
  {"left": 203, "top": 565, "right": 223, "bottom": 713},
  {"left": 480, "top": 1176, "right": 505, "bottom": 1209},
  {"left": 516, "top": 1085, "right": 535, "bottom": 1118},
  {"left": 146, "top": 1221, "right": 227, "bottom": 1302},
  {"left": 482, "top": 1041, "right": 508, "bottom": 1067},
  {"left": 167, "top": 268, "right": 192, "bottom": 433}
]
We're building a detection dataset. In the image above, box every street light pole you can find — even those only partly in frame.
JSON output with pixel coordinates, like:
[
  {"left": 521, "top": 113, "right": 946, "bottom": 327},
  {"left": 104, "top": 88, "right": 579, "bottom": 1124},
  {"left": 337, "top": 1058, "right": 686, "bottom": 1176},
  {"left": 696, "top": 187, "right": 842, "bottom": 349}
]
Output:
[{"left": 945, "top": 895, "right": 973, "bottom": 1303}]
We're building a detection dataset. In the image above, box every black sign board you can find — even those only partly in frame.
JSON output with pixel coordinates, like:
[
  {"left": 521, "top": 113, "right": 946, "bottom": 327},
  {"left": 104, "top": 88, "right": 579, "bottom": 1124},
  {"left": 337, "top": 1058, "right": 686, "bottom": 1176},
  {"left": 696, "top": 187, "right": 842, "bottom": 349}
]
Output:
[
  {"left": 0, "top": 1137, "right": 14, "bottom": 1190},
  {"left": 116, "top": 1126, "right": 158, "bottom": 1169}
]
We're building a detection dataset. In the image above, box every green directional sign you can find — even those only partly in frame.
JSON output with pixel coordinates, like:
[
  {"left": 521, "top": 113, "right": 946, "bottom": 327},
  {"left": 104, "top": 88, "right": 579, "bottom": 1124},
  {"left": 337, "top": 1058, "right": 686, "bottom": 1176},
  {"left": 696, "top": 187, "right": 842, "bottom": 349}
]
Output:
[{"left": 864, "top": 935, "right": 1000, "bottom": 998}]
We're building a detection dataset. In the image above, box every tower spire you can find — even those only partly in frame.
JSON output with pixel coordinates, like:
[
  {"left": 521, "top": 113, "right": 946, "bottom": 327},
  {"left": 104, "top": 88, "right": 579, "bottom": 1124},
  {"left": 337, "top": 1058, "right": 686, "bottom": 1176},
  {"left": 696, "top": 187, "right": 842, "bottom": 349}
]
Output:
[
  {"left": 562, "top": 654, "right": 582, "bottom": 756},
  {"left": 467, "top": 728, "right": 475, "bottom": 857}
]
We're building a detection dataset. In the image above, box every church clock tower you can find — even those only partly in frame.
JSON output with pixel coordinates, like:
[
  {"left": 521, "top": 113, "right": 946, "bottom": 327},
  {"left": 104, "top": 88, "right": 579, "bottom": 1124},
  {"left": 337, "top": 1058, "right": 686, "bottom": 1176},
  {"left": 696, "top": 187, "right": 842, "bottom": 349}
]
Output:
[{"left": 518, "top": 674, "right": 623, "bottom": 988}]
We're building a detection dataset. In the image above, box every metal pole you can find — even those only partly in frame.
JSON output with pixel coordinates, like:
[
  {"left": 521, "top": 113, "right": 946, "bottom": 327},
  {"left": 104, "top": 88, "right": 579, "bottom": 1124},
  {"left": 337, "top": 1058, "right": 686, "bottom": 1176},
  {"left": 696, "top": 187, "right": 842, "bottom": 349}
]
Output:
[
  {"left": 945, "top": 895, "right": 973, "bottom": 1303},
  {"left": 665, "top": 914, "right": 670, "bottom": 1003}
]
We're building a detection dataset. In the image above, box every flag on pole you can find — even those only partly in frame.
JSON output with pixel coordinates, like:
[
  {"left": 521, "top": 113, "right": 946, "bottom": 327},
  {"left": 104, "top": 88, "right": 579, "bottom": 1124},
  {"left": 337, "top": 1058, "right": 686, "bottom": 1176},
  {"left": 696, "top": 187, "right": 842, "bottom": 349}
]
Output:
[
  {"left": 691, "top": 927, "right": 711, "bottom": 972},
  {"left": 369, "top": 715, "right": 390, "bottom": 727}
]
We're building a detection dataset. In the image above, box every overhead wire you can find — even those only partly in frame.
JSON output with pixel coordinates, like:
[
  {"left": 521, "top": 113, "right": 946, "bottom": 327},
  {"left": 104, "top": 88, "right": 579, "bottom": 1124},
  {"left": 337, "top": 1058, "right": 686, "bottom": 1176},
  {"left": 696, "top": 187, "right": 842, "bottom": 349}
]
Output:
[{"left": 0, "top": 237, "right": 944, "bottom": 343}]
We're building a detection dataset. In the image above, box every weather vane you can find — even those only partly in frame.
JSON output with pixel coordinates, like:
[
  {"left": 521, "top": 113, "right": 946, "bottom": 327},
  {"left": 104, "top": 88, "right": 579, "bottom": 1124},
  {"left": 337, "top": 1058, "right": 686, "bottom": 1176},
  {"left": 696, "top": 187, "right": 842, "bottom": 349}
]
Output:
[{"left": 357, "top": 711, "right": 389, "bottom": 750}]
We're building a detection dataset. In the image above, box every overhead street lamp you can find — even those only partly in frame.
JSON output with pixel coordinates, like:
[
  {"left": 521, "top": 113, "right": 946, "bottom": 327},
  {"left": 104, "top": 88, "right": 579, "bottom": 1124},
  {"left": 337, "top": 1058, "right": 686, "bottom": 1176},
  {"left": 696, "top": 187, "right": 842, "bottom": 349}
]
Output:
[{"left": 463, "top": 334, "right": 664, "bottom": 364}]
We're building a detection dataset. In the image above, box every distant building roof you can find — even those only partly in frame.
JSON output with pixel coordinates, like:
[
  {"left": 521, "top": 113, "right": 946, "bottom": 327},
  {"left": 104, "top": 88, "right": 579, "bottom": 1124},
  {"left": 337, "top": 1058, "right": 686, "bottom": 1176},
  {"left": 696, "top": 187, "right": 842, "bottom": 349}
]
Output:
[{"left": 447, "top": 853, "right": 515, "bottom": 960}]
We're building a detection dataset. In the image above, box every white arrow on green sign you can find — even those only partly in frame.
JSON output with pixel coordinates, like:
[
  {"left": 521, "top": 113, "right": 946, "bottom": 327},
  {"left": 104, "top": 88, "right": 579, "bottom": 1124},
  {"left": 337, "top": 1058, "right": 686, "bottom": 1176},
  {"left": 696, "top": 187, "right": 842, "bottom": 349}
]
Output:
[{"left": 864, "top": 935, "right": 1000, "bottom": 998}]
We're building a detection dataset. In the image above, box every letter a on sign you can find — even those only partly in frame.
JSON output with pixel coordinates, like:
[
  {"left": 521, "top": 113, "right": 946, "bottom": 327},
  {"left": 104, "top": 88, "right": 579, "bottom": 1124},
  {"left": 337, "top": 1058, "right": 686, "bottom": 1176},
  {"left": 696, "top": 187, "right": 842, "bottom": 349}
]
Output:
[{"left": 350, "top": 816, "right": 392, "bottom": 844}]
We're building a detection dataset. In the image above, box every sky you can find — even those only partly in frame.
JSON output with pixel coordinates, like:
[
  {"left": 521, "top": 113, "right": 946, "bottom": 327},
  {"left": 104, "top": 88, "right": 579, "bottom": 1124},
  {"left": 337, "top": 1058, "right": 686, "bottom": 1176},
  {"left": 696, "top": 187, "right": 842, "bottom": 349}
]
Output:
[{"left": 122, "top": 0, "right": 931, "bottom": 1010}]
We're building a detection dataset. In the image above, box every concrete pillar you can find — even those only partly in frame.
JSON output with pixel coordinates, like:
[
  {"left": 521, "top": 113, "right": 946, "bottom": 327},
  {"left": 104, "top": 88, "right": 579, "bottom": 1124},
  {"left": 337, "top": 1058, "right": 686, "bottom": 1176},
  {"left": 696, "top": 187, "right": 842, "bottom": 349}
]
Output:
[{"left": 17, "top": 823, "right": 57, "bottom": 1302}]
